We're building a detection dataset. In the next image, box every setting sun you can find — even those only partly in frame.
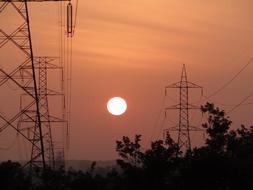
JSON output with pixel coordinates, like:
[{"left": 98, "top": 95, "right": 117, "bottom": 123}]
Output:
[{"left": 107, "top": 97, "right": 127, "bottom": 116}]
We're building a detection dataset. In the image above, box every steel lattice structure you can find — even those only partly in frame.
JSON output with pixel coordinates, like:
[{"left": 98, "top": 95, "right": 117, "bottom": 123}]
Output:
[
  {"left": 0, "top": 0, "right": 71, "bottom": 169},
  {"left": 164, "top": 64, "right": 203, "bottom": 151},
  {"left": 18, "top": 57, "right": 66, "bottom": 168}
]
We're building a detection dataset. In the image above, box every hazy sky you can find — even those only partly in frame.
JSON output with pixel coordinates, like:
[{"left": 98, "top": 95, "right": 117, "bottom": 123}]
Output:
[{"left": 1, "top": 0, "right": 253, "bottom": 160}]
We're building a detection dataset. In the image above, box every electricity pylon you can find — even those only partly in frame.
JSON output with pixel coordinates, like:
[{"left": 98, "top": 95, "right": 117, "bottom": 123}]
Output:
[
  {"left": 0, "top": 0, "right": 71, "bottom": 169},
  {"left": 164, "top": 64, "right": 203, "bottom": 151},
  {"left": 18, "top": 57, "right": 66, "bottom": 168}
]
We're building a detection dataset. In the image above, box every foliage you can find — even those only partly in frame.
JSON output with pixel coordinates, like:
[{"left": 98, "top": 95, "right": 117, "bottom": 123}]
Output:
[
  {"left": 1, "top": 102, "right": 253, "bottom": 189},
  {"left": 0, "top": 160, "right": 30, "bottom": 190},
  {"left": 115, "top": 102, "right": 253, "bottom": 190}
]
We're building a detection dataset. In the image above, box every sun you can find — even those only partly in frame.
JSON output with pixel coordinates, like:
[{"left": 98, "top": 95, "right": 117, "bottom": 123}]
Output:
[{"left": 107, "top": 97, "right": 127, "bottom": 116}]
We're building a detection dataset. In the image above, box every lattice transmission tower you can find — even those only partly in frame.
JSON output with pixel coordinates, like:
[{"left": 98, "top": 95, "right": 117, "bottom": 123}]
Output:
[
  {"left": 18, "top": 57, "right": 66, "bottom": 168},
  {"left": 0, "top": 0, "right": 74, "bottom": 169},
  {"left": 164, "top": 64, "right": 203, "bottom": 151}
]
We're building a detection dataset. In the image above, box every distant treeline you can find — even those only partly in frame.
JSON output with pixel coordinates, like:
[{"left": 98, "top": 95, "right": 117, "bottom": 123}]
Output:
[{"left": 1, "top": 103, "right": 253, "bottom": 190}]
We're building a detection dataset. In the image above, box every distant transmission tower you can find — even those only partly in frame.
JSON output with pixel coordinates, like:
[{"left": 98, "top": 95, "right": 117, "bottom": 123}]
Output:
[
  {"left": 164, "top": 64, "right": 203, "bottom": 151},
  {"left": 18, "top": 57, "right": 65, "bottom": 168}
]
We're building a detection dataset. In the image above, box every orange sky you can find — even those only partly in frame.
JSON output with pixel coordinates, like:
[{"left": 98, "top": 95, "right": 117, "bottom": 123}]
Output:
[{"left": 1, "top": 0, "right": 253, "bottom": 160}]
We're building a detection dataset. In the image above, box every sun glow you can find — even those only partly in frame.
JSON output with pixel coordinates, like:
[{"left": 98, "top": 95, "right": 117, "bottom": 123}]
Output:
[{"left": 107, "top": 97, "right": 127, "bottom": 116}]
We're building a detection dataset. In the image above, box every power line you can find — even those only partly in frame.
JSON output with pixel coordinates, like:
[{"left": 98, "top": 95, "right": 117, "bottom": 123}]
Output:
[
  {"left": 72, "top": 0, "right": 79, "bottom": 36},
  {"left": 228, "top": 90, "right": 253, "bottom": 114},
  {"left": 198, "top": 57, "right": 253, "bottom": 103},
  {"left": 206, "top": 95, "right": 253, "bottom": 107},
  {"left": 149, "top": 92, "right": 179, "bottom": 144},
  {"left": 149, "top": 95, "right": 166, "bottom": 143}
]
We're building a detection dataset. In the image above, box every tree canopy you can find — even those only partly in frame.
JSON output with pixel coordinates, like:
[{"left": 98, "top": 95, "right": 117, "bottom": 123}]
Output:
[{"left": 0, "top": 102, "right": 253, "bottom": 190}]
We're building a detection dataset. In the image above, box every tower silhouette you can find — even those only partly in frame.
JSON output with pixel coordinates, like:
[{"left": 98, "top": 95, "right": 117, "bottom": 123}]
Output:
[
  {"left": 18, "top": 57, "right": 66, "bottom": 168},
  {"left": 165, "top": 64, "right": 203, "bottom": 151},
  {"left": 0, "top": 0, "right": 73, "bottom": 169}
]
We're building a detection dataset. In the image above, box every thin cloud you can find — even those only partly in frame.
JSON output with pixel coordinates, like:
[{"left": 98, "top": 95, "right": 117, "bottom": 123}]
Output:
[{"left": 79, "top": 10, "right": 204, "bottom": 38}]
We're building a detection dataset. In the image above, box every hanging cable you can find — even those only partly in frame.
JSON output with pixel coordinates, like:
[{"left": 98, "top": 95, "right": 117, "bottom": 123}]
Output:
[
  {"left": 197, "top": 57, "right": 253, "bottom": 103},
  {"left": 149, "top": 95, "right": 166, "bottom": 144},
  {"left": 66, "top": 34, "right": 72, "bottom": 150},
  {"left": 72, "top": 0, "right": 79, "bottom": 36},
  {"left": 155, "top": 117, "right": 166, "bottom": 141},
  {"left": 228, "top": 90, "right": 253, "bottom": 114},
  {"left": 204, "top": 94, "right": 253, "bottom": 107}
]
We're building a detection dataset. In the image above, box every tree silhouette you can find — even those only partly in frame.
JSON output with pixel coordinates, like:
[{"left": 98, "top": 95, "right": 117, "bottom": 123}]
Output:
[
  {"left": 183, "top": 102, "right": 253, "bottom": 190},
  {"left": 1, "top": 102, "right": 253, "bottom": 190},
  {"left": 116, "top": 102, "right": 253, "bottom": 190},
  {"left": 116, "top": 134, "right": 181, "bottom": 189},
  {"left": 0, "top": 160, "right": 30, "bottom": 190}
]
